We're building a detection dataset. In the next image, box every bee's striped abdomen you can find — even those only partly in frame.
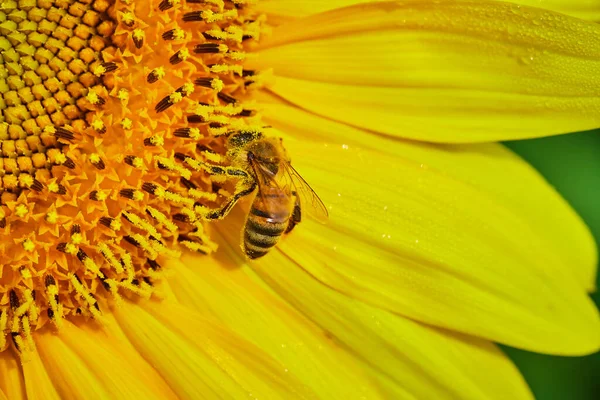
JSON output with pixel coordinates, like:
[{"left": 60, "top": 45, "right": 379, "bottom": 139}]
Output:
[{"left": 243, "top": 192, "right": 291, "bottom": 259}]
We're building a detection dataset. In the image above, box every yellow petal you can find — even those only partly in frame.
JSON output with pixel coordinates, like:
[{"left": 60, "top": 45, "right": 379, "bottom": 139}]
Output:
[
  {"left": 167, "top": 253, "right": 387, "bottom": 399},
  {"left": 258, "top": 96, "right": 597, "bottom": 292},
  {"left": 113, "top": 299, "right": 316, "bottom": 400},
  {"left": 36, "top": 320, "right": 174, "bottom": 400},
  {"left": 255, "top": 0, "right": 600, "bottom": 21},
  {"left": 0, "top": 351, "right": 25, "bottom": 400},
  {"left": 249, "top": 1, "right": 600, "bottom": 142},
  {"left": 20, "top": 347, "right": 61, "bottom": 400},
  {"left": 214, "top": 216, "right": 534, "bottom": 400},
  {"left": 235, "top": 115, "right": 600, "bottom": 354}
]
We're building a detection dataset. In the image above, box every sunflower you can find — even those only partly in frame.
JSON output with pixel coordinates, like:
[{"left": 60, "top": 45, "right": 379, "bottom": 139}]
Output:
[{"left": 0, "top": 0, "right": 598, "bottom": 399}]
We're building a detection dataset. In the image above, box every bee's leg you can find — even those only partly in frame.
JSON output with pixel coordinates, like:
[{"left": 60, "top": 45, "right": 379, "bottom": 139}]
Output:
[
  {"left": 175, "top": 152, "right": 250, "bottom": 179},
  {"left": 285, "top": 191, "right": 302, "bottom": 234},
  {"left": 203, "top": 182, "right": 257, "bottom": 220}
]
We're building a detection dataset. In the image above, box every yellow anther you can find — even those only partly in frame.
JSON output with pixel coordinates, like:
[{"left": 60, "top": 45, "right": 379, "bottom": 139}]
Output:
[
  {"left": 211, "top": 78, "right": 224, "bottom": 92},
  {"left": 209, "top": 64, "right": 243, "bottom": 75},
  {"left": 189, "top": 103, "right": 213, "bottom": 120},
  {"left": 202, "top": 151, "right": 226, "bottom": 163},
  {"left": 214, "top": 103, "right": 244, "bottom": 115},
  {"left": 110, "top": 219, "right": 122, "bottom": 231},
  {"left": 0, "top": 312, "right": 7, "bottom": 349},
  {"left": 92, "top": 64, "right": 107, "bottom": 77},
  {"left": 146, "top": 206, "right": 178, "bottom": 232},
  {"left": 69, "top": 274, "right": 102, "bottom": 320},
  {"left": 91, "top": 118, "right": 105, "bottom": 132},
  {"left": 121, "top": 12, "right": 135, "bottom": 25},
  {"left": 117, "top": 280, "right": 152, "bottom": 299},
  {"left": 83, "top": 257, "right": 102, "bottom": 276},
  {"left": 155, "top": 156, "right": 192, "bottom": 180},
  {"left": 154, "top": 187, "right": 195, "bottom": 207},
  {"left": 130, "top": 234, "right": 158, "bottom": 259},
  {"left": 132, "top": 190, "right": 144, "bottom": 201},
  {"left": 89, "top": 153, "right": 101, "bottom": 163},
  {"left": 123, "top": 211, "right": 160, "bottom": 239},
  {"left": 225, "top": 51, "right": 246, "bottom": 61},
  {"left": 172, "top": 28, "right": 185, "bottom": 40},
  {"left": 187, "top": 127, "right": 201, "bottom": 140},
  {"left": 149, "top": 239, "right": 181, "bottom": 258},
  {"left": 169, "top": 92, "right": 183, "bottom": 104},
  {"left": 71, "top": 232, "right": 83, "bottom": 245},
  {"left": 15, "top": 204, "right": 29, "bottom": 217},
  {"left": 117, "top": 89, "right": 129, "bottom": 101},
  {"left": 122, "top": 252, "right": 135, "bottom": 282},
  {"left": 22, "top": 316, "right": 35, "bottom": 350},
  {"left": 22, "top": 239, "right": 35, "bottom": 252},
  {"left": 43, "top": 125, "right": 56, "bottom": 134},
  {"left": 180, "top": 240, "right": 212, "bottom": 254},
  {"left": 147, "top": 135, "right": 164, "bottom": 146},
  {"left": 121, "top": 118, "right": 133, "bottom": 129},
  {"left": 86, "top": 90, "right": 100, "bottom": 104},
  {"left": 98, "top": 243, "right": 124, "bottom": 274},
  {"left": 47, "top": 284, "right": 63, "bottom": 328},
  {"left": 64, "top": 243, "right": 78, "bottom": 255},
  {"left": 95, "top": 190, "right": 108, "bottom": 201},
  {"left": 208, "top": 115, "right": 230, "bottom": 126},
  {"left": 182, "top": 83, "right": 194, "bottom": 96},
  {"left": 201, "top": 9, "right": 237, "bottom": 23},
  {"left": 102, "top": 278, "right": 122, "bottom": 303},
  {"left": 18, "top": 174, "right": 34, "bottom": 187},
  {"left": 189, "top": 189, "right": 218, "bottom": 202},
  {"left": 177, "top": 48, "right": 189, "bottom": 61},
  {"left": 54, "top": 153, "right": 67, "bottom": 164},
  {"left": 133, "top": 28, "right": 144, "bottom": 41},
  {"left": 24, "top": 290, "right": 38, "bottom": 322},
  {"left": 12, "top": 334, "right": 26, "bottom": 355},
  {"left": 47, "top": 182, "right": 60, "bottom": 193},
  {"left": 152, "top": 67, "right": 165, "bottom": 80},
  {"left": 46, "top": 211, "right": 58, "bottom": 224},
  {"left": 20, "top": 267, "right": 32, "bottom": 279}
]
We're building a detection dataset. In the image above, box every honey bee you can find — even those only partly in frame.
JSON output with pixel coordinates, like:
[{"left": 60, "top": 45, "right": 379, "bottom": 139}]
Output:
[{"left": 200, "top": 130, "right": 328, "bottom": 259}]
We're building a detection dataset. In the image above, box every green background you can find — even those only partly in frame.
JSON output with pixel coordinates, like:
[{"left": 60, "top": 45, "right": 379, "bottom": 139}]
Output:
[{"left": 505, "top": 131, "right": 600, "bottom": 400}]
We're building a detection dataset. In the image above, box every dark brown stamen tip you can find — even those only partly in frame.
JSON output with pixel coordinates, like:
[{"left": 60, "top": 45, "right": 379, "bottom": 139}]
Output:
[
  {"left": 91, "top": 158, "right": 106, "bottom": 170},
  {"left": 187, "top": 115, "right": 205, "bottom": 123},
  {"left": 194, "top": 43, "right": 221, "bottom": 54},
  {"left": 218, "top": 92, "right": 237, "bottom": 104},
  {"left": 9, "top": 290, "right": 19, "bottom": 309},
  {"left": 158, "top": 0, "right": 173, "bottom": 11},
  {"left": 194, "top": 77, "right": 216, "bottom": 88},
  {"left": 45, "top": 275, "right": 56, "bottom": 287},
  {"left": 63, "top": 156, "right": 76, "bottom": 169},
  {"left": 182, "top": 11, "right": 203, "bottom": 22},
  {"left": 119, "top": 188, "right": 137, "bottom": 199},
  {"left": 31, "top": 179, "right": 44, "bottom": 192},
  {"left": 169, "top": 51, "right": 184, "bottom": 65},
  {"left": 155, "top": 95, "right": 173, "bottom": 113},
  {"left": 147, "top": 71, "right": 159, "bottom": 84},
  {"left": 55, "top": 127, "right": 75, "bottom": 140},
  {"left": 71, "top": 224, "right": 81, "bottom": 235},
  {"left": 99, "top": 216, "right": 115, "bottom": 228},
  {"left": 133, "top": 36, "right": 144, "bottom": 49},
  {"left": 102, "top": 62, "right": 118, "bottom": 73},
  {"left": 141, "top": 182, "right": 157, "bottom": 194}
]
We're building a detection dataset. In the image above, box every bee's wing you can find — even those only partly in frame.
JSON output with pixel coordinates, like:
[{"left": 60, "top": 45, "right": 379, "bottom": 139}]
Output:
[{"left": 282, "top": 162, "right": 329, "bottom": 224}]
